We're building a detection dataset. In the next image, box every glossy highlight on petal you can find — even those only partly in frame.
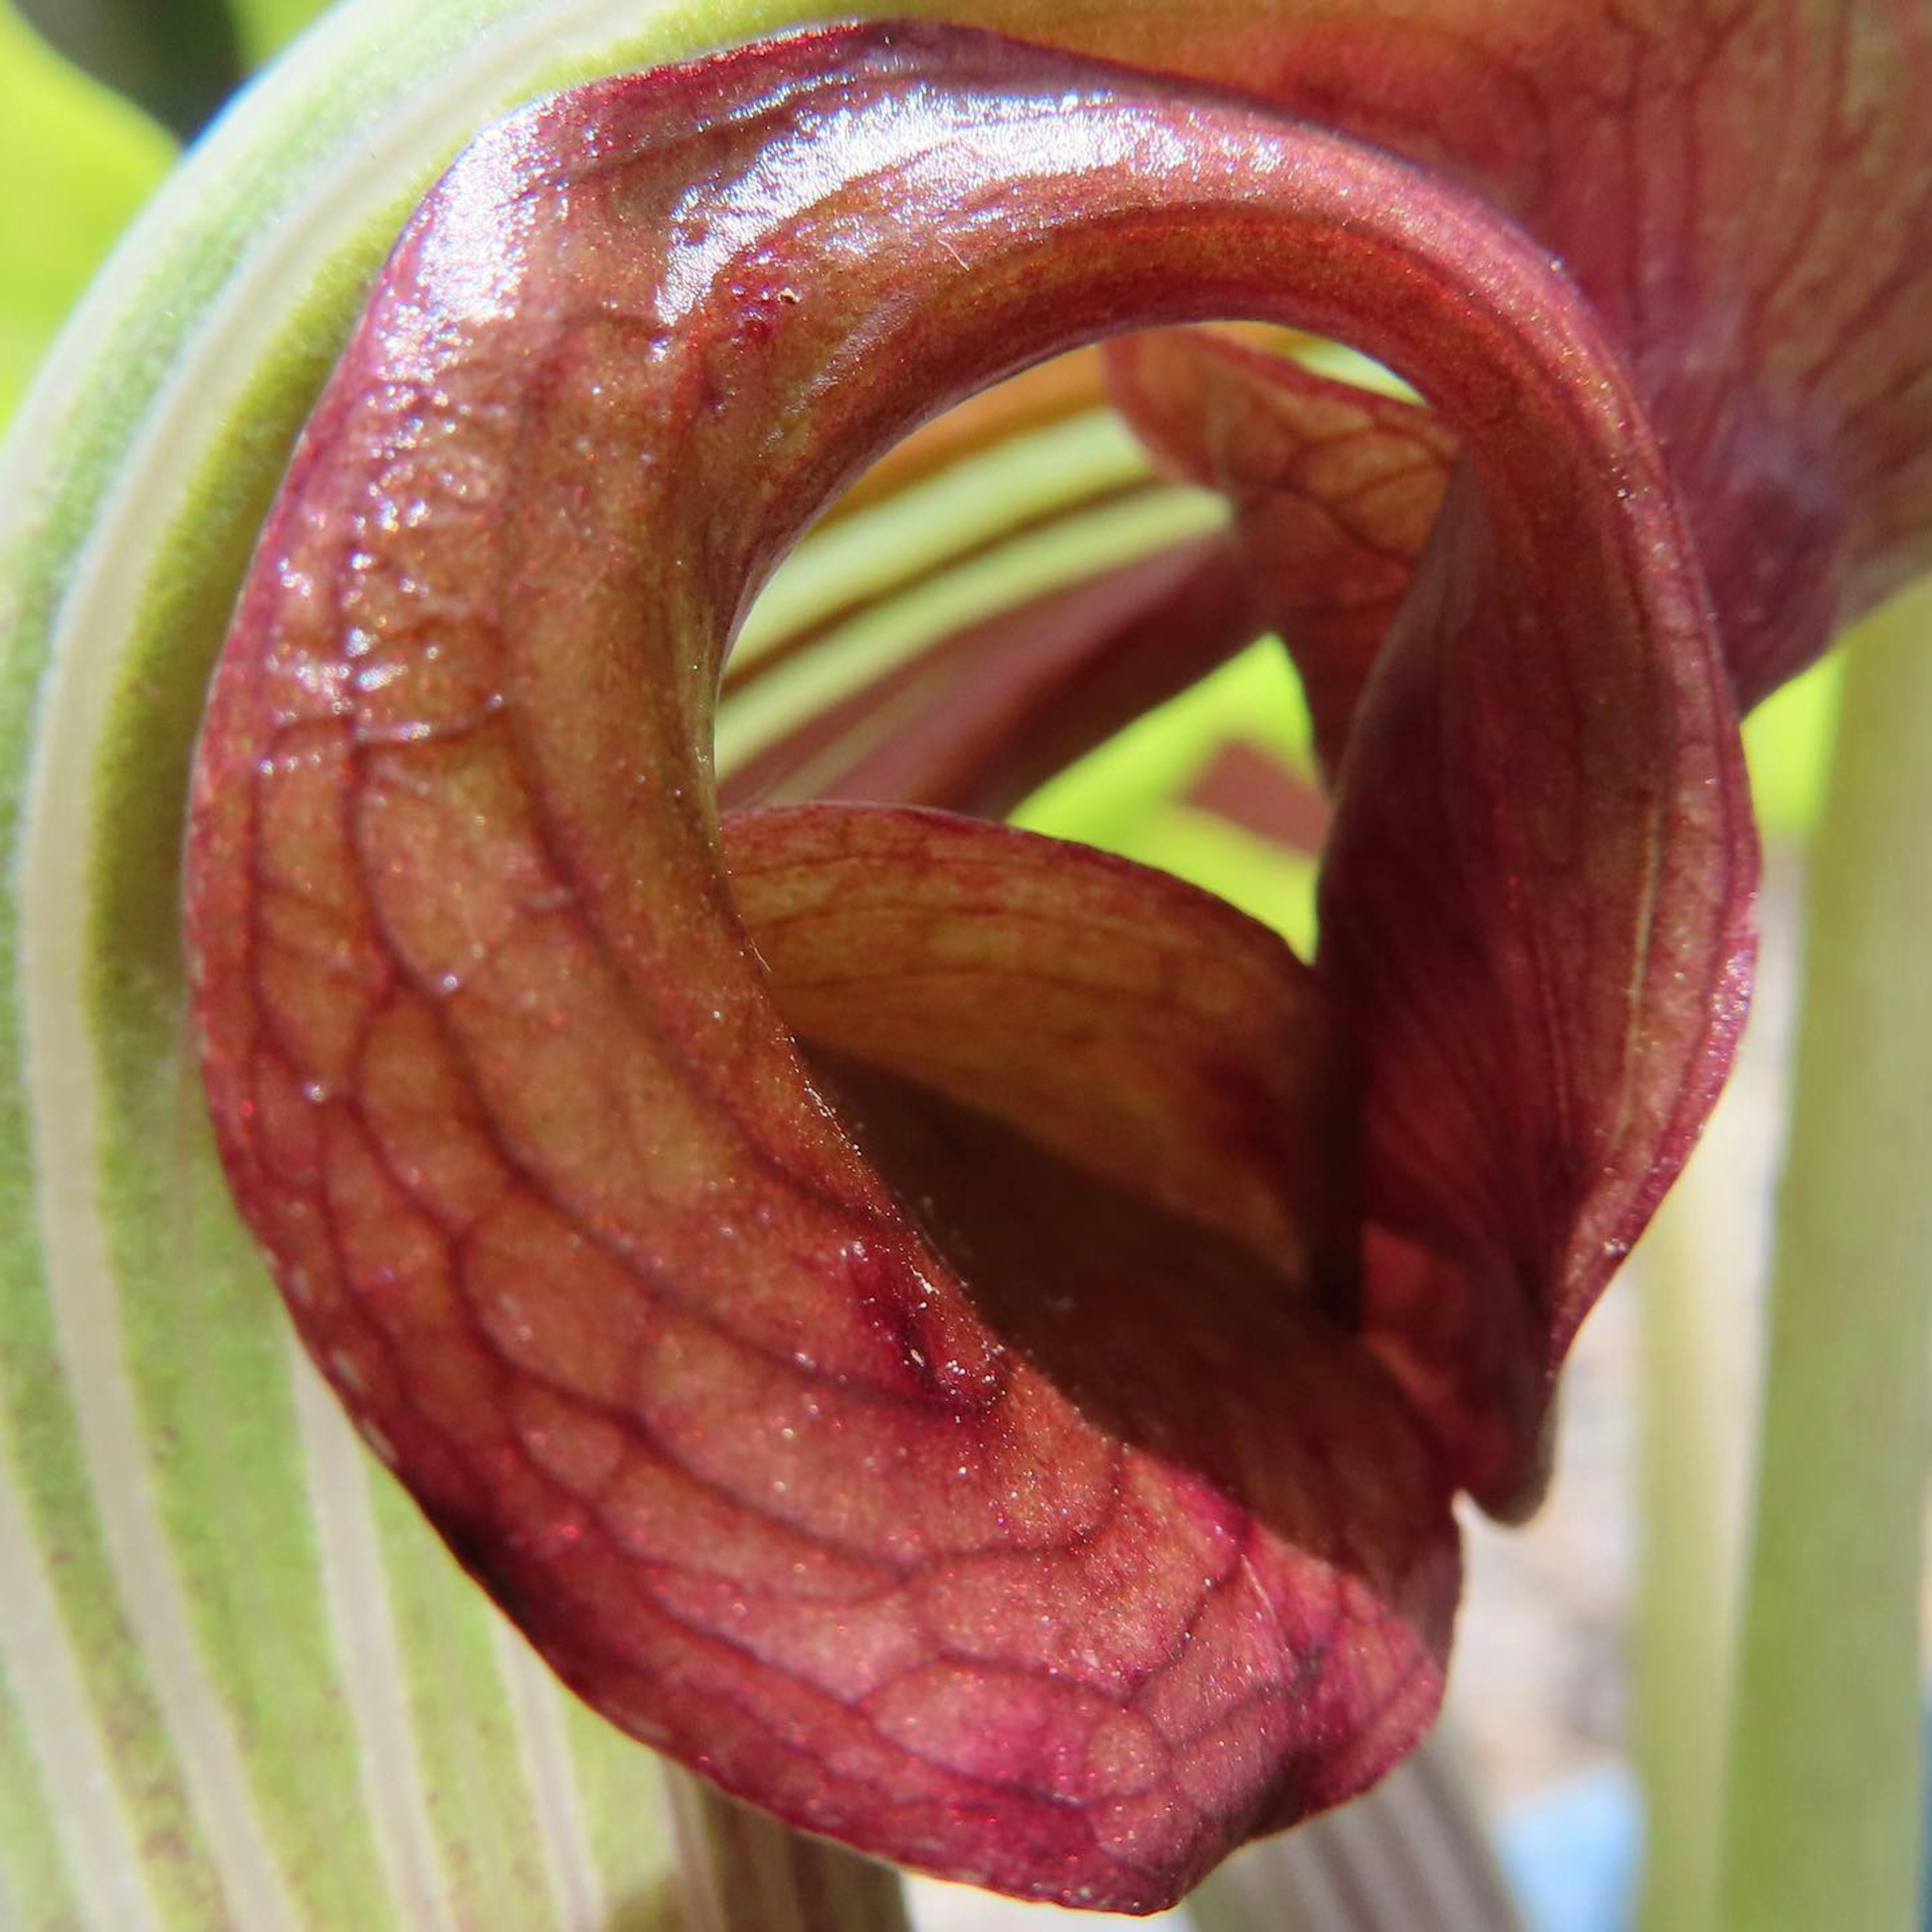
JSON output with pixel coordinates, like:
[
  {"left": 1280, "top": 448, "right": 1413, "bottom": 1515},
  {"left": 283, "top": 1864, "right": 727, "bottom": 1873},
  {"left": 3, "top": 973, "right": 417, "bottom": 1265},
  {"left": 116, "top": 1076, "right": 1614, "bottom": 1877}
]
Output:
[{"left": 185, "top": 16, "right": 1766, "bottom": 1909}]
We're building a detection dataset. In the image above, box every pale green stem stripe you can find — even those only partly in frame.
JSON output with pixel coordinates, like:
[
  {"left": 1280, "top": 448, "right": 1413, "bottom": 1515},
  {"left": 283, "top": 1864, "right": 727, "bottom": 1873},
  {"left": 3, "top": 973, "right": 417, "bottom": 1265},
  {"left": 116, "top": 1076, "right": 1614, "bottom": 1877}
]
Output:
[
  {"left": 558, "top": 1697, "right": 688, "bottom": 1928},
  {"left": 80, "top": 1038, "right": 390, "bottom": 1921},
  {"left": 365, "top": 1467, "right": 558, "bottom": 1926},
  {"left": 0, "top": 1445, "right": 151, "bottom": 1932},
  {"left": 21, "top": 926, "right": 301, "bottom": 1930},
  {"left": 289, "top": 1342, "right": 453, "bottom": 1931},
  {"left": 731, "top": 409, "right": 1157, "bottom": 668},
  {"left": 0, "top": 1236, "right": 228, "bottom": 1927},
  {"left": 487, "top": 1614, "right": 607, "bottom": 1929},
  {"left": 716, "top": 488, "right": 1222, "bottom": 773},
  {"left": 0, "top": 1670, "right": 88, "bottom": 1932},
  {"left": 1631, "top": 1171, "right": 1744, "bottom": 1932},
  {"left": 1716, "top": 577, "right": 1932, "bottom": 1930},
  {"left": 1188, "top": 1736, "right": 1523, "bottom": 1931}
]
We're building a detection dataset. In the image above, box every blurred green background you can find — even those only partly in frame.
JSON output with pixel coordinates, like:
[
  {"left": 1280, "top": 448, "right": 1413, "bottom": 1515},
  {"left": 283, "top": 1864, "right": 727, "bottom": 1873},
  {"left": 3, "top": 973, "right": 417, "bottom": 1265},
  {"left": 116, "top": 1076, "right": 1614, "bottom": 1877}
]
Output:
[{"left": 0, "top": 0, "right": 327, "bottom": 425}]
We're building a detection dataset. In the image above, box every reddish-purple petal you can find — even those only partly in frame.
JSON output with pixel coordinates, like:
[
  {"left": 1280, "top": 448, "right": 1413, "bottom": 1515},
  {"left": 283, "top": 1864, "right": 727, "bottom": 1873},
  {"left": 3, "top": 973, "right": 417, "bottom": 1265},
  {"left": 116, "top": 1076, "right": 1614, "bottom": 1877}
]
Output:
[
  {"left": 185, "top": 20, "right": 1757, "bottom": 1893},
  {"left": 725, "top": 801, "right": 1457, "bottom": 1844},
  {"left": 725, "top": 803, "right": 1356, "bottom": 1289},
  {"left": 1011, "top": 0, "right": 1932, "bottom": 698},
  {"left": 1318, "top": 459, "right": 1755, "bottom": 1512}
]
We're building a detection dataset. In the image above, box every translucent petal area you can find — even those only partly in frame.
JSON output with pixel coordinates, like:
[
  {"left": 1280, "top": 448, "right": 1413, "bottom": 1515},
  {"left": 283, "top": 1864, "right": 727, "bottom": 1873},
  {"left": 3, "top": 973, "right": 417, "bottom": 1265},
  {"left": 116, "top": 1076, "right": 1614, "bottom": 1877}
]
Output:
[
  {"left": 186, "top": 20, "right": 1748, "bottom": 1892},
  {"left": 720, "top": 531, "right": 1262, "bottom": 817},
  {"left": 1105, "top": 330, "right": 1454, "bottom": 779},
  {"left": 1109, "top": 327, "right": 1759, "bottom": 1509},
  {"left": 1182, "top": 737, "right": 1329, "bottom": 857},
  {"left": 1319, "top": 468, "right": 1755, "bottom": 1513},
  {"left": 723, "top": 802, "right": 1353, "bottom": 1293}
]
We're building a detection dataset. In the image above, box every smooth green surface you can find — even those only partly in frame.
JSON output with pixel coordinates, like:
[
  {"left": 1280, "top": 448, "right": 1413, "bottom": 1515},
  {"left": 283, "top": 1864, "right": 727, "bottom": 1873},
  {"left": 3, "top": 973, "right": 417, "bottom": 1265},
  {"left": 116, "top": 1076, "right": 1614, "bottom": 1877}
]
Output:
[
  {"left": 1630, "top": 1173, "right": 1742, "bottom": 1932},
  {"left": 1743, "top": 650, "right": 1843, "bottom": 843},
  {"left": 1716, "top": 577, "right": 1932, "bottom": 1931},
  {"left": 0, "top": 0, "right": 174, "bottom": 422}
]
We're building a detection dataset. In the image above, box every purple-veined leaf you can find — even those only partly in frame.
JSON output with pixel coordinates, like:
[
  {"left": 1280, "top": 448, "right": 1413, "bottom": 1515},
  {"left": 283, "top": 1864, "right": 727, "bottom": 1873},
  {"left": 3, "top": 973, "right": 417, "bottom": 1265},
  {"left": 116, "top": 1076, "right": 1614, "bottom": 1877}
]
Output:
[
  {"left": 1102, "top": 321, "right": 1758, "bottom": 1508},
  {"left": 1005, "top": 0, "right": 1932, "bottom": 702},
  {"left": 1062, "top": 0, "right": 1930, "bottom": 1507},
  {"left": 1317, "top": 440, "right": 1753, "bottom": 1511}
]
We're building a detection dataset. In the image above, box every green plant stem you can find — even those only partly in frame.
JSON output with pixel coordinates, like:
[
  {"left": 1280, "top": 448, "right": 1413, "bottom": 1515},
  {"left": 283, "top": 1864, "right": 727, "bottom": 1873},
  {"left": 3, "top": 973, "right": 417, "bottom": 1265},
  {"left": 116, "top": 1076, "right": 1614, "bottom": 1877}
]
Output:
[
  {"left": 1716, "top": 578, "right": 1932, "bottom": 1930},
  {"left": 1632, "top": 1164, "right": 1746, "bottom": 1932}
]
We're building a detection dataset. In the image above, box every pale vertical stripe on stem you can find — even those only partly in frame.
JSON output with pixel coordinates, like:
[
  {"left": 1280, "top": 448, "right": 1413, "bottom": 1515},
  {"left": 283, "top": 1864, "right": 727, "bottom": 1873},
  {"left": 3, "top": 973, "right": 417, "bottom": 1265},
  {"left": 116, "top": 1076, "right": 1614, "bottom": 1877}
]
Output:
[
  {"left": 1632, "top": 1076, "right": 1772, "bottom": 1932},
  {"left": 488, "top": 1611, "right": 608, "bottom": 1931},
  {"left": 19, "top": 998, "right": 301, "bottom": 1929},
  {"left": 291, "top": 1338, "right": 454, "bottom": 1932},
  {"left": 1188, "top": 1738, "right": 1523, "bottom": 1931},
  {"left": 0, "top": 1439, "right": 162, "bottom": 1932},
  {"left": 1631, "top": 1188, "right": 1736, "bottom": 1932}
]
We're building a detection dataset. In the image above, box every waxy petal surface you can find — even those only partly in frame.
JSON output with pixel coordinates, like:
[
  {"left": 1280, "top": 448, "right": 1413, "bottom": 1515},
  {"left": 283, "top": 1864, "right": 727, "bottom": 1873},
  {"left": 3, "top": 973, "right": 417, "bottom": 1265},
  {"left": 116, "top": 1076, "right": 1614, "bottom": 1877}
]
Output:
[
  {"left": 726, "top": 802, "right": 1353, "bottom": 1285},
  {"left": 1109, "top": 325, "right": 1758, "bottom": 1508},
  {"left": 1319, "top": 454, "right": 1754, "bottom": 1510},
  {"left": 1072, "top": 0, "right": 1932, "bottom": 1495},
  {"left": 187, "top": 20, "right": 1753, "bottom": 1899},
  {"left": 1103, "top": 240, "right": 1761, "bottom": 1513}
]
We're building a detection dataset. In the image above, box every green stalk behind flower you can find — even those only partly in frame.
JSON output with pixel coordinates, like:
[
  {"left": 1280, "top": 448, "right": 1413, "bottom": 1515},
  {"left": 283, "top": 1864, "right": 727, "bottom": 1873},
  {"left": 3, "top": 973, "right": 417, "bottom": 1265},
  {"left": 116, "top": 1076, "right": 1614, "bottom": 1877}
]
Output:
[{"left": 1717, "top": 576, "right": 1932, "bottom": 1932}]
